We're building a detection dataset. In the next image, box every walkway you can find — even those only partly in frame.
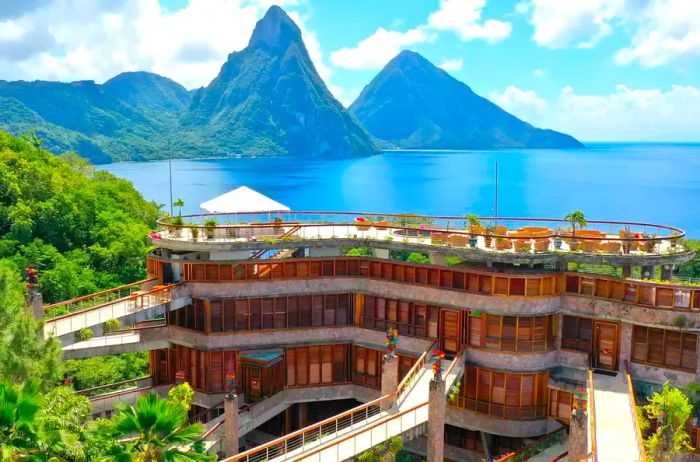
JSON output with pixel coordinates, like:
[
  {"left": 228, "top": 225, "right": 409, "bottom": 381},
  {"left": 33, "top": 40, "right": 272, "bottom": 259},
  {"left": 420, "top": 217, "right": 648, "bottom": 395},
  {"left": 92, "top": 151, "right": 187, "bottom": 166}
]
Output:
[{"left": 592, "top": 373, "right": 640, "bottom": 462}]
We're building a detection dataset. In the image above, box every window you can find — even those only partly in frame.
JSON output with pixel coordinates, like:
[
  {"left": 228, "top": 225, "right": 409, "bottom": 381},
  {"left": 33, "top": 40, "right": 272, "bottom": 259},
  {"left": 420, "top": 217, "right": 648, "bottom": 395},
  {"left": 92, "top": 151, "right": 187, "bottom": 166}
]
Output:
[
  {"left": 452, "top": 365, "right": 548, "bottom": 420},
  {"left": 286, "top": 345, "right": 349, "bottom": 387},
  {"left": 353, "top": 346, "right": 381, "bottom": 389},
  {"left": 468, "top": 313, "right": 555, "bottom": 352},
  {"left": 632, "top": 326, "right": 697, "bottom": 372},
  {"left": 562, "top": 316, "right": 593, "bottom": 352},
  {"left": 362, "top": 296, "right": 438, "bottom": 339}
]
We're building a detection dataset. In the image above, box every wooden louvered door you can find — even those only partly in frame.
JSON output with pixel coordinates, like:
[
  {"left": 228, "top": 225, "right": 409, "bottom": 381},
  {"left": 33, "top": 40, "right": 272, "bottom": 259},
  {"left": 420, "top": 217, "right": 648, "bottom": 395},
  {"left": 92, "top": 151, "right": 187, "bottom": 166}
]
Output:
[
  {"left": 440, "top": 310, "right": 461, "bottom": 355},
  {"left": 594, "top": 321, "right": 619, "bottom": 371}
]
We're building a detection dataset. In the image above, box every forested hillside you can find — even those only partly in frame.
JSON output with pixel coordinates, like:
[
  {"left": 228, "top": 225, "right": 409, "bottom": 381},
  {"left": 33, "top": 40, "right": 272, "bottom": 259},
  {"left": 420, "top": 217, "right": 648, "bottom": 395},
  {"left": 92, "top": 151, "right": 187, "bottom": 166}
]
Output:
[{"left": 0, "top": 130, "right": 159, "bottom": 303}]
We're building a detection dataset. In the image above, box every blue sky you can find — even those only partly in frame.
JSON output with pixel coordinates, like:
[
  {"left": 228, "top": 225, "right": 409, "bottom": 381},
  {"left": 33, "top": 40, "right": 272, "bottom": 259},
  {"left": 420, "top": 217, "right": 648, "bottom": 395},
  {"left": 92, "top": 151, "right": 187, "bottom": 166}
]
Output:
[{"left": 1, "top": 0, "right": 699, "bottom": 141}]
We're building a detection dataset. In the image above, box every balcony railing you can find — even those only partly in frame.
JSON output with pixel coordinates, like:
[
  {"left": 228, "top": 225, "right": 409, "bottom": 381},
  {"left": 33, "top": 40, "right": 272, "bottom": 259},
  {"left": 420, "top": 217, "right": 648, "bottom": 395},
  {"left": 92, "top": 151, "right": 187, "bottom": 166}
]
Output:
[
  {"left": 396, "top": 342, "right": 436, "bottom": 405},
  {"left": 155, "top": 212, "right": 686, "bottom": 257}
]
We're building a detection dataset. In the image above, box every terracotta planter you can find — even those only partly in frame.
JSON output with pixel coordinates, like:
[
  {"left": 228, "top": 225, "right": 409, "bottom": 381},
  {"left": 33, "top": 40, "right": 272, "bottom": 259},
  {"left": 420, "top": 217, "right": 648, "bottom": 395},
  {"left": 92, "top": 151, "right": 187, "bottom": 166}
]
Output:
[
  {"left": 569, "top": 240, "right": 581, "bottom": 251},
  {"left": 534, "top": 240, "right": 549, "bottom": 252},
  {"left": 514, "top": 240, "right": 530, "bottom": 253},
  {"left": 495, "top": 239, "right": 511, "bottom": 251}
]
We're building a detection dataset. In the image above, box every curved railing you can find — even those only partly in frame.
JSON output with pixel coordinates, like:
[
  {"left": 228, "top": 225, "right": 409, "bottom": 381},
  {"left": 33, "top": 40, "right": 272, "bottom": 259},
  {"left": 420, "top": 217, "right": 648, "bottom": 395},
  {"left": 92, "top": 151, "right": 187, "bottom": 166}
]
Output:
[
  {"left": 155, "top": 212, "right": 685, "bottom": 256},
  {"left": 44, "top": 278, "right": 158, "bottom": 318}
]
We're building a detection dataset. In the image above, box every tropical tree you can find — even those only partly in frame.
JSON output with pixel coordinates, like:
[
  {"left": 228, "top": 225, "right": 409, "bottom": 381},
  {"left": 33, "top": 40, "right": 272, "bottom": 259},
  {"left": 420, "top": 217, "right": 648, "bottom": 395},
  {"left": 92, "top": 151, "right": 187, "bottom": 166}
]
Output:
[
  {"left": 173, "top": 198, "right": 185, "bottom": 217},
  {"left": 0, "top": 380, "right": 70, "bottom": 460},
  {"left": 640, "top": 383, "right": 694, "bottom": 461},
  {"left": 564, "top": 210, "right": 587, "bottom": 238},
  {"left": 168, "top": 382, "right": 194, "bottom": 412},
  {"left": 103, "top": 392, "right": 214, "bottom": 462}
]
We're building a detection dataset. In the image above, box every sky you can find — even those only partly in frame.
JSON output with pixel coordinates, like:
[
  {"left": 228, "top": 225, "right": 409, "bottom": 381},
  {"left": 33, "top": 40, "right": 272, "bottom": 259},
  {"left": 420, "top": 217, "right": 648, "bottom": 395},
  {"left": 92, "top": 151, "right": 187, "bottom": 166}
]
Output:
[{"left": 0, "top": 0, "right": 699, "bottom": 142}]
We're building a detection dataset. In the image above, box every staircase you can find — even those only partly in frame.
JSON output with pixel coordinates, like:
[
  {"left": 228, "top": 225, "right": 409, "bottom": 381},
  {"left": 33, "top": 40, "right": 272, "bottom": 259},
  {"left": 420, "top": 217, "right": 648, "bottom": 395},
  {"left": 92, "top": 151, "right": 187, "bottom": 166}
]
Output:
[{"left": 592, "top": 372, "right": 641, "bottom": 461}]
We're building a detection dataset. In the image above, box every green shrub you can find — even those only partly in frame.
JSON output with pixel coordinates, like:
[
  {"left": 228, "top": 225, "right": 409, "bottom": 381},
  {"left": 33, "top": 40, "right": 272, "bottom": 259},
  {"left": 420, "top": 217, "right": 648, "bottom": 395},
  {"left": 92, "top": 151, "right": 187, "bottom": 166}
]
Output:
[
  {"left": 103, "top": 318, "right": 121, "bottom": 333},
  {"left": 75, "top": 328, "right": 93, "bottom": 342},
  {"left": 204, "top": 218, "right": 218, "bottom": 227}
]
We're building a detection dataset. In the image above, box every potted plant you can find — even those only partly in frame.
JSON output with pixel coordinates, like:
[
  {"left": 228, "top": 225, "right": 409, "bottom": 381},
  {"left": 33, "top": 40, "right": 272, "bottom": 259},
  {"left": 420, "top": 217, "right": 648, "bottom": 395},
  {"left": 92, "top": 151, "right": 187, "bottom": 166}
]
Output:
[
  {"left": 273, "top": 216, "right": 284, "bottom": 234},
  {"left": 564, "top": 210, "right": 587, "bottom": 251},
  {"left": 642, "top": 233, "right": 657, "bottom": 252},
  {"left": 483, "top": 221, "right": 495, "bottom": 248},
  {"left": 465, "top": 214, "right": 480, "bottom": 248},
  {"left": 190, "top": 226, "right": 199, "bottom": 242},
  {"left": 171, "top": 216, "right": 184, "bottom": 238},
  {"left": 554, "top": 226, "right": 566, "bottom": 250},
  {"left": 204, "top": 218, "right": 218, "bottom": 239},
  {"left": 495, "top": 237, "right": 510, "bottom": 251}
]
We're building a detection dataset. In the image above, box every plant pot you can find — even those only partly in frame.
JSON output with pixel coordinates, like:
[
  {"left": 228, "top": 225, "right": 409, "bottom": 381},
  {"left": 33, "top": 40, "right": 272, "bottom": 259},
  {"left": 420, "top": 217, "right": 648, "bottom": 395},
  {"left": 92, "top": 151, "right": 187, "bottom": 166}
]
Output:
[
  {"left": 484, "top": 236, "right": 493, "bottom": 248},
  {"left": 554, "top": 238, "right": 563, "bottom": 250},
  {"left": 206, "top": 227, "right": 215, "bottom": 240},
  {"left": 514, "top": 240, "right": 530, "bottom": 253},
  {"left": 495, "top": 239, "right": 511, "bottom": 251},
  {"left": 468, "top": 237, "right": 478, "bottom": 248},
  {"left": 569, "top": 240, "right": 581, "bottom": 251}
]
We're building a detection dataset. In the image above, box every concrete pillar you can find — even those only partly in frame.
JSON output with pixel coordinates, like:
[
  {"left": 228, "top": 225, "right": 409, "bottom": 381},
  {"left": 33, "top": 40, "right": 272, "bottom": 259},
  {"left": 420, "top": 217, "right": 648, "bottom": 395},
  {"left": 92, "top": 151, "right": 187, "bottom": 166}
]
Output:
[
  {"left": 224, "top": 395, "right": 239, "bottom": 457},
  {"left": 372, "top": 248, "right": 389, "bottom": 260},
  {"left": 25, "top": 288, "right": 43, "bottom": 319},
  {"left": 427, "top": 378, "right": 446, "bottom": 462},
  {"left": 308, "top": 247, "right": 342, "bottom": 257},
  {"left": 621, "top": 265, "right": 632, "bottom": 278},
  {"left": 641, "top": 265, "right": 655, "bottom": 280},
  {"left": 481, "top": 432, "right": 492, "bottom": 460},
  {"left": 429, "top": 253, "right": 448, "bottom": 266},
  {"left": 568, "top": 408, "right": 588, "bottom": 461},
  {"left": 661, "top": 264, "right": 674, "bottom": 282},
  {"left": 381, "top": 354, "right": 399, "bottom": 411},
  {"left": 619, "top": 322, "right": 633, "bottom": 372}
]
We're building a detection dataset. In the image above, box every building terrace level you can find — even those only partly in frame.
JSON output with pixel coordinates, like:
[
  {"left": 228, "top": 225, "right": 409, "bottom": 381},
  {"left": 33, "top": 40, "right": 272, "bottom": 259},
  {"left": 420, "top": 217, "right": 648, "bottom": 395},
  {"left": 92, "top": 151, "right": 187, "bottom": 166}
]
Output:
[{"left": 154, "top": 212, "right": 692, "bottom": 266}]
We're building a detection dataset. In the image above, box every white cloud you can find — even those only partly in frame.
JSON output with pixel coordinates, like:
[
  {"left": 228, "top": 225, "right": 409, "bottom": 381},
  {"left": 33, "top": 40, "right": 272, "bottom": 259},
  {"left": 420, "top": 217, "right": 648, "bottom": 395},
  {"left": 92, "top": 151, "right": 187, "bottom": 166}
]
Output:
[
  {"left": 428, "top": 0, "right": 511, "bottom": 42},
  {"left": 489, "top": 84, "right": 700, "bottom": 141},
  {"left": 438, "top": 58, "right": 464, "bottom": 72},
  {"left": 331, "top": 0, "right": 510, "bottom": 71},
  {"left": 615, "top": 0, "right": 700, "bottom": 67},
  {"left": 520, "top": 0, "right": 700, "bottom": 67},
  {"left": 532, "top": 68, "right": 546, "bottom": 78},
  {"left": 329, "top": 85, "right": 363, "bottom": 107},
  {"left": 330, "top": 27, "right": 430, "bottom": 70},
  {"left": 0, "top": 0, "right": 330, "bottom": 89},
  {"left": 522, "top": 0, "right": 624, "bottom": 49}
]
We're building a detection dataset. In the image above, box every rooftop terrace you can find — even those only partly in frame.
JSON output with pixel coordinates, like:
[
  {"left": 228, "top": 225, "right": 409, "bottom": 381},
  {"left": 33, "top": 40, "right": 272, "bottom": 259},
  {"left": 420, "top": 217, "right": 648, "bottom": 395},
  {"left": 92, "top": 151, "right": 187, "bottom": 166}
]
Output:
[{"left": 154, "top": 212, "right": 693, "bottom": 266}]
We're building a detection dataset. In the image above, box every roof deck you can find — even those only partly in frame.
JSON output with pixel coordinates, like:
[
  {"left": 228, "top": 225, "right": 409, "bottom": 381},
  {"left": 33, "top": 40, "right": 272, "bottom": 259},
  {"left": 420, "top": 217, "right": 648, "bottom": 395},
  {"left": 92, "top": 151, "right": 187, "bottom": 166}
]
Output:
[{"left": 154, "top": 212, "right": 692, "bottom": 266}]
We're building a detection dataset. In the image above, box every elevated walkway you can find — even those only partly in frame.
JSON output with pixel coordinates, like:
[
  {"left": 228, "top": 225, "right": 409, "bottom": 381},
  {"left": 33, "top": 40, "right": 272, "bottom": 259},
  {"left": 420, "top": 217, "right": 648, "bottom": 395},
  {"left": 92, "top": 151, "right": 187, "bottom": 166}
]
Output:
[{"left": 592, "top": 372, "right": 642, "bottom": 462}]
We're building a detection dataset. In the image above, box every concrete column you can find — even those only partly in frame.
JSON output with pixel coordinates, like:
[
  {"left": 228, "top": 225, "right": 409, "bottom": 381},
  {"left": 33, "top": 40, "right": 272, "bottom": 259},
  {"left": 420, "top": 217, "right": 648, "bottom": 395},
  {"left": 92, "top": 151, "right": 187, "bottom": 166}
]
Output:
[
  {"left": 224, "top": 395, "right": 239, "bottom": 457},
  {"left": 621, "top": 265, "right": 632, "bottom": 278},
  {"left": 641, "top": 265, "right": 655, "bottom": 280},
  {"left": 25, "top": 289, "right": 43, "bottom": 319},
  {"left": 480, "top": 432, "right": 492, "bottom": 460},
  {"left": 568, "top": 408, "right": 588, "bottom": 461},
  {"left": 381, "top": 354, "right": 399, "bottom": 411},
  {"left": 619, "top": 322, "right": 633, "bottom": 372},
  {"left": 427, "top": 378, "right": 446, "bottom": 462},
  {"left": 429, "top": 253, "right": 448, "bottom": 266},
  {"left": 372, "top": 248, "right": 389, "bottom": 260},
  {"left": 661, "top": 264, "right": 674, "bottom": 282}
]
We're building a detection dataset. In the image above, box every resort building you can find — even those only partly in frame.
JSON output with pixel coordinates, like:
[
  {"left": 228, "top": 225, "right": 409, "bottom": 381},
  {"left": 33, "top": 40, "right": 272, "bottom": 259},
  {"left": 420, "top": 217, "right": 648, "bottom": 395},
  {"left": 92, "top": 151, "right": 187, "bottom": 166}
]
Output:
[{"left": 38, "top": 210, "right": 699, "bottom": 461}]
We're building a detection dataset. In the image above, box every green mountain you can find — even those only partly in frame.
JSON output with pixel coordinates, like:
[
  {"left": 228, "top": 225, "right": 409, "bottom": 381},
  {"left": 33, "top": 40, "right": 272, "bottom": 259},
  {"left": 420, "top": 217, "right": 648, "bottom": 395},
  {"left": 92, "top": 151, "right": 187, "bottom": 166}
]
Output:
[
  {"left": 0, "top": 6, "right": 377, "bottom": 163},
  {"left": 349, "top": 50, "right": 583, "bottom": 149},
  {"left": 181, "top": 6, "right": 377, "bottom": 157}
]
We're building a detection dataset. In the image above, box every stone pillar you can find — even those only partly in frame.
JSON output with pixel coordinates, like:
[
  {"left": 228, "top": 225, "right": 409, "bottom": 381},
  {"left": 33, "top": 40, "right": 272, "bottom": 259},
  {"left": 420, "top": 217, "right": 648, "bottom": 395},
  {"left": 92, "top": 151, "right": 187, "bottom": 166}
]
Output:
[
  {"left": 372, "top": 248, "right": 389, "bottom": 260},
  {"left": 429, "top": 253, "right": 448, "bottom": 266},
  {"left": 381, "top": 354, "right": 399, "bottom": 411},
  {"left": 480, "top": 432, "right": 493, "bottom": 460},
  {"left": 568, "top": 408, "right": 588, "bottom": 461},
  {"left": 621, "top": 265, "right": 632, "bottom": 278},
  {"left": 641, "top": 265, "right": 655, "bottom": 280},
  {"left": 224, "top": 395, "right": 239, "bottom": 457},
  {"left": 427, "top": 377, "right": 446, "bottom": 462},
  {"left": 661, "top": 264, "right": 674, "bottom": 282},
  {"left": 619, "top": 322, "right": 633, "bottom": 372},
  {"left": 25, "top": 288, "right": 43, "bottom": 319}
]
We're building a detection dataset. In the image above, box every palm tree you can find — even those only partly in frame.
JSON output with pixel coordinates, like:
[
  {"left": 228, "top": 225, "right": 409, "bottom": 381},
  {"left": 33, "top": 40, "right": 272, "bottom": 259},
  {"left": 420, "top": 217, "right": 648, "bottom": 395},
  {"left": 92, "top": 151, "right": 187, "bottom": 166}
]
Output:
[
  {"left": 104, "top": 392, "right": 214, "bottom": 462},
  {"left": 564, "top": 210, "right": 587, "bottom": 239},
  {"left": 0, "top": 380, "right": 69, "bottom": 461},
  {"left": 173, "top": 198, "right": 185, "bottom": 217}
]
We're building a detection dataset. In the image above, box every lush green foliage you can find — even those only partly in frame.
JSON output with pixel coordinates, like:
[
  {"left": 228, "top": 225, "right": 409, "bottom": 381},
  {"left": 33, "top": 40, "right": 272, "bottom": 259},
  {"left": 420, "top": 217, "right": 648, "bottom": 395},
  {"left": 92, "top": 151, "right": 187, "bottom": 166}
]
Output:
[
  {"left": 357, "top": 436, "right": 403, "bottom": 462},
  {"left": 62, "top": 352, "right": 150, "bottom": 391},
  {"left": 103, "top": 318, "right": 121, "bottom": 333},
  {"left": 676, "top": 240, "right": 700, "bottom": 278},
  {"left": 0, "top": 130, "right": 159, "bottom": 303},
  {"left": 564, "top": 210, "right": 587, "bottom": 235},
  {"left": 103, "top": 392, "right": 214, "bottom": 462},
  {"left": 640, "top": 383, "right": 694, "bottom": 461},
  {"left": 0, "top": 263, "right": 62, "bottom": 386},
  {"left": 168, "top": 383, "right": 195, "bottom": 412}
]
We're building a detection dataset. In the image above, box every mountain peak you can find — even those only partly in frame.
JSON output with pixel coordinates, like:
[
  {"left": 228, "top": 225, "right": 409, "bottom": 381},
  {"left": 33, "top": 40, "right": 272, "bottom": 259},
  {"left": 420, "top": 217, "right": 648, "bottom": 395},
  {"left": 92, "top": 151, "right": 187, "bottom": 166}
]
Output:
[
  {"left": 248, "top": 5, "right": 302, "bottom": 50},
  {"left": 389, "top": 50, "right": 434, "bottom": 69}
]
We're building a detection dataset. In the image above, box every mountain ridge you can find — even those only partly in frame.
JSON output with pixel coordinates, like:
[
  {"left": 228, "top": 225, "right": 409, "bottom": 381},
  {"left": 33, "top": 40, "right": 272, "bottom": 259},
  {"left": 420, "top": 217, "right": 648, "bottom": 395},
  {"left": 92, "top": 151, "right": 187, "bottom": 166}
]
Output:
[{"left": 349, "top": 50, "right": 582, "bottom": 149}]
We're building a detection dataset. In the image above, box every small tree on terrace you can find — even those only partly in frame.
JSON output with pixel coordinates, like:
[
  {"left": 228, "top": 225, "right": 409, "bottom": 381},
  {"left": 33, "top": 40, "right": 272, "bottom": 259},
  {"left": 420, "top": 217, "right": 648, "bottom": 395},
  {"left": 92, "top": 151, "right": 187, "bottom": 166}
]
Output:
[
  {"left": 640, "top": 382, "right": 694, "bottom": 461},
  {"left": 564, "top": 210, "right": 587, "bottom": 239},
  {"left": 173, "top": 198, "right": 185, "bottom": 217}
]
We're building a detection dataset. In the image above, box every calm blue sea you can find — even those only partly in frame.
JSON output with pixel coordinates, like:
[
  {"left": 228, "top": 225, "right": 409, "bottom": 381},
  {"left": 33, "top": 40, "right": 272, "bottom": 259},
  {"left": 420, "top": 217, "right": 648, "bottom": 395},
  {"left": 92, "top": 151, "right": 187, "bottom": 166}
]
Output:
[{"left": 100, "top": 143, "right": 700, "bottom": 237}]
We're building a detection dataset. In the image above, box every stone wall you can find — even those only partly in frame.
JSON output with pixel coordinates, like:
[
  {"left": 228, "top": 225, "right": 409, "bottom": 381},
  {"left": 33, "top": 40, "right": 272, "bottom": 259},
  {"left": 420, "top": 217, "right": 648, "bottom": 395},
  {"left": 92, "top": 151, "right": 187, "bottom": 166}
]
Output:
[{"left": 445, "top": 406, "right": 562, "bottom": 438}]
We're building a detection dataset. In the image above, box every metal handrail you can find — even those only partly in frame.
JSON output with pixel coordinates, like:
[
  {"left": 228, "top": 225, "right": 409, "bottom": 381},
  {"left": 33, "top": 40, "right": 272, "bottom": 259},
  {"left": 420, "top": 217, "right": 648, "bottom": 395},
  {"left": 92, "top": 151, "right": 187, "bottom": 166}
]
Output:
[
  {"left": 222, "top": 394, "right": 392, "bottom": 462},
  {"left": 395, "top": 341, "right": 436, "bottom": 403},
  {"left": 444, "top": 345, "right": 467, "bottom": 391},
  {"left": 77, "top": 375, "right": 151, "bottom": 396},
  {"left": 624, "top": 361, "right": 647, "bottom": 462},
  {"left": 44, "top": 277, "right": 158, "bottom": 314}
]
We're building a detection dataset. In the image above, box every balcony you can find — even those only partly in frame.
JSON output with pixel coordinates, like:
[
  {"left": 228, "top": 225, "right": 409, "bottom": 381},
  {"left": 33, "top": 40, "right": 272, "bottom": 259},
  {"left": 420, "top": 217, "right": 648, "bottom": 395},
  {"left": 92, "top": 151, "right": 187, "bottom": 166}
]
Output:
[{"left": 152, "top": 212, "right": 692, "bottom": 266}]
